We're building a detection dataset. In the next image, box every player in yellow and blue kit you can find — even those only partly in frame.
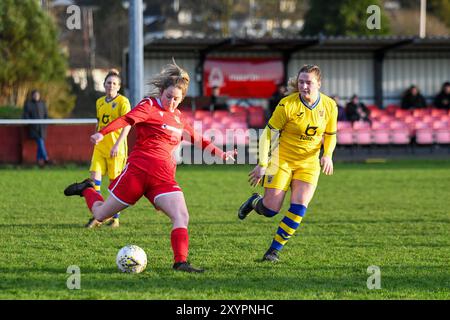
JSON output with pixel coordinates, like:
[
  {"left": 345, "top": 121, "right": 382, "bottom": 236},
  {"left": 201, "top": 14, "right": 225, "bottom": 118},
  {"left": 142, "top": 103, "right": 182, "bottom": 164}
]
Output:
[
  {"left": 85, "top": 69, "right": 131, "bottom": 228},
  {"left": 238, "top": 65, "right": 337, "bottom": 261}
]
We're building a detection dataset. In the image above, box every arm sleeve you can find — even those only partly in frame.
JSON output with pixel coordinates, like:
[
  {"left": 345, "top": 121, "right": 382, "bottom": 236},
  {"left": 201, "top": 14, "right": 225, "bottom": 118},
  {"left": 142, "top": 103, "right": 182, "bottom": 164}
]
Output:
[
  {"left": 182, "top": 120, "right": 225, "bottom": 159},
  {"left": 99, "top": 117, "right": 133, "bottom": 136},
  {"left": 258, "top": 125, "right": 280, "bottom": 167},
  {"left": 258, "top": 101, "right": 286, "bottom": 167},
  {"left": 99, "top": 100, "right": 151, "bottom": 136},
  {"left": 267, "top": 100, "right": 288, "bottom": 131},
  {"left": 323, "top": 103, "right": 338, "bottom": 158}
]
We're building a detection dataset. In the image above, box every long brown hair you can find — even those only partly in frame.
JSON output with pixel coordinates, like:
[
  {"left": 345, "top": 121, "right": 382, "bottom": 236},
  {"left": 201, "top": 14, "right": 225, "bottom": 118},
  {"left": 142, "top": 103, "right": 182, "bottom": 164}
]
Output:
[{"left": 147, "top": 58, "right": 190, "bottom": 99}]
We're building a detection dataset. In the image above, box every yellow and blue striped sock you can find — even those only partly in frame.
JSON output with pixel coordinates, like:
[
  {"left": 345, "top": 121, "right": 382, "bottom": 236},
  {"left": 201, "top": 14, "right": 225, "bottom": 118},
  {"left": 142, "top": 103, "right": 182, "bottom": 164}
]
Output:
[
  {"left": 94, "top": 179, "right": 101, "bottom": 193},
  {"left": 270, "top": 203, "right": 307, "bottom": 251}
]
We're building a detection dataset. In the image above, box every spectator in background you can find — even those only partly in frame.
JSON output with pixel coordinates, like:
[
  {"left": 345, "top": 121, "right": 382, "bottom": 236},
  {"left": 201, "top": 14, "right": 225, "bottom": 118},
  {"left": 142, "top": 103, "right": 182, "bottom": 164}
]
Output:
[
  {"left": 331, "top": 95, "right": 347, "bottom": 121},
  {"left": 210, "top": 86, "right": 228, "bottom": 111},
  {"left": 345, "top": 94, "right": 371, "bottom": 124},
  {"left": 433, "top": 82, "right": 450, "bottom": 110},
  {"left": 22, "top": 90, "right": 51, "bottom": 167},
  {"left": 268, "top": 84, "right": 287, "bottom": 116},
  {"left": 401, "top": 85, "right": 427, "bottom": 110}
]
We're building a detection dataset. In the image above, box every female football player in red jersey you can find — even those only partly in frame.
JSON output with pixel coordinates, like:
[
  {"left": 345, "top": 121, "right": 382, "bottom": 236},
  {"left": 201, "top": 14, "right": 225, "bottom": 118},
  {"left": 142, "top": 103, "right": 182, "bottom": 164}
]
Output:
[{"left": 64, "top": 61, "right": 236, "bottom": 273}]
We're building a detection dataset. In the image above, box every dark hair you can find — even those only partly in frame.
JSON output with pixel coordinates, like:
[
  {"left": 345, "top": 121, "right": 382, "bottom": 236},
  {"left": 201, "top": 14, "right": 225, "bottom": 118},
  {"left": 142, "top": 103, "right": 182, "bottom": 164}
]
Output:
[{"left": 104, "top": 69, "right": 121, "bottom": 85}]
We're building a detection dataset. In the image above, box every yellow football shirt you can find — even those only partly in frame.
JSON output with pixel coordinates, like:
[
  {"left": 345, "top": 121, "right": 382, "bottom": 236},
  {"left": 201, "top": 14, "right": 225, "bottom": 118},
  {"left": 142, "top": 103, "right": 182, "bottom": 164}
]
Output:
[
  {"left": 267, "top": 92, "right": 337, "bottom": 164},
  {"left": 94, "top": 94, "right": 131, "bottom": 157}
]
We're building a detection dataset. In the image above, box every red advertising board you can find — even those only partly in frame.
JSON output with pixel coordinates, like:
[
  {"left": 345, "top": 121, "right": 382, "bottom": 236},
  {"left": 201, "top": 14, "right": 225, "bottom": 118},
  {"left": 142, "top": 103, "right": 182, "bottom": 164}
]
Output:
[{"left": 203, "top": 58, "right": 284, "bottom": 98}]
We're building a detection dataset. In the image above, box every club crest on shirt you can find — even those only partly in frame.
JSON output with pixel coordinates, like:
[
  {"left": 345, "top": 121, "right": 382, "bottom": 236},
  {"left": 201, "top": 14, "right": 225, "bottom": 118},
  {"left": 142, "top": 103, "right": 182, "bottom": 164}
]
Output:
[
  {"left": 319, "top": 109, "right": 324, "bottom": 117},
  {"left": 112, "top": 102, "right": 117, "bottom": 109},
  {"left": 174, "top": 115, "right": 181, "bottom": 124},
  {"left": 159, "top": 111, "right": 164, "bottom": 117}
]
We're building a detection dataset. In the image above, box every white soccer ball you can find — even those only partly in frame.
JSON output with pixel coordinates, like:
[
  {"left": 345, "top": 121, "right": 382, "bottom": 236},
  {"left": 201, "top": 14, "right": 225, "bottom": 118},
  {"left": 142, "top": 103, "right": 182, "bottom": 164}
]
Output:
[{"left": 116, "top": 245, "right": 147, "bottom": 273}]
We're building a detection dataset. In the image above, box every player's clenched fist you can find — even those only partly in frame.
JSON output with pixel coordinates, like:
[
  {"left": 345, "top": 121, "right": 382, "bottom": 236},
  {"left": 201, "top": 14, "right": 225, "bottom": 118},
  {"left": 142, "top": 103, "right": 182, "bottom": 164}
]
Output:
[{"left": 90, "top": 132, "right": 104, "bottom": 145}]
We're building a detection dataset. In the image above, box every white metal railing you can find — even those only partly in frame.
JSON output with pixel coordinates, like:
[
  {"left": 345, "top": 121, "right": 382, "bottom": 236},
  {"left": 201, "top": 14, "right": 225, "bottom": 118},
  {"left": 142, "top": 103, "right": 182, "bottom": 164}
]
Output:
[{"left": 0, "top": 119, "right": 97, "bottom": 124}]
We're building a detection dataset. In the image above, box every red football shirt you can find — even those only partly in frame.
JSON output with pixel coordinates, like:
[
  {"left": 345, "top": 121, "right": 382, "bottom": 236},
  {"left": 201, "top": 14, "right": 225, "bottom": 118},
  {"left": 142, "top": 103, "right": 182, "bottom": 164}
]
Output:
[{"left": 99, "top": 97, "right": 223, "bottom": 171}]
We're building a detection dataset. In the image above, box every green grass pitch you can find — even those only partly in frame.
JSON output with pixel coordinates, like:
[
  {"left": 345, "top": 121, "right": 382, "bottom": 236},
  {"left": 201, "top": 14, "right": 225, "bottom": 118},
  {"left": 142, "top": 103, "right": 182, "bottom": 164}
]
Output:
[{"left": 0, "top": 160, "right": 449, "bottom": 299}]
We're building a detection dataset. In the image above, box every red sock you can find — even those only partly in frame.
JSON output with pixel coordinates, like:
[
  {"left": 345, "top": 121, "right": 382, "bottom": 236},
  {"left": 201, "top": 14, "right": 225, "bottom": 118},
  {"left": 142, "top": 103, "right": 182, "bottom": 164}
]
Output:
[
  {"left": 82, "top": 188, "right": 104, "bottom": 211},
  {"left": 171, "top": 228, "right": 189, "bottom": 263}
]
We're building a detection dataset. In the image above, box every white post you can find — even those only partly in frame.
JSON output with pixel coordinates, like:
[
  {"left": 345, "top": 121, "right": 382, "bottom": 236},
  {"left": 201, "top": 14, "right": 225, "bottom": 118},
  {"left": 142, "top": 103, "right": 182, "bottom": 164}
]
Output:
[
  {"left": 420, "top": 0, "right": 426, "bottom": 38},
  {"left": 129, "top": 0, "right": 144, "bottom": 107}
]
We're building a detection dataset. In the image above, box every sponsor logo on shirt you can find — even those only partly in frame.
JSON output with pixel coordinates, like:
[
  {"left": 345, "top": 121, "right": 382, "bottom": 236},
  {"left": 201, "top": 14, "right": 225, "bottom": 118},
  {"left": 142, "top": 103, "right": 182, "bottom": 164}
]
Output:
[{"left": 162, "top": 124, "right": 183, "bottom": 135}]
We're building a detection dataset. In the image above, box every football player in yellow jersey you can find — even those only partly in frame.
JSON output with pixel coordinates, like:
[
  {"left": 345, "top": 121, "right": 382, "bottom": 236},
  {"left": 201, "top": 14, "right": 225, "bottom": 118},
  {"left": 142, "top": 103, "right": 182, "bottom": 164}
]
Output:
[
  {"left": 238, "top": 65, "right": 337, "bottom": 261},
  {"left": 85, "top": 69, "right": 131, "bottom": 228}
]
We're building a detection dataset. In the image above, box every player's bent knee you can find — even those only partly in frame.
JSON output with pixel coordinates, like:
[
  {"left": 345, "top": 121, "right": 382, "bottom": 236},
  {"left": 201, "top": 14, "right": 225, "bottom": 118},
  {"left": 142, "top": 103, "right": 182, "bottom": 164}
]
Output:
[{"left": 255, "top": 199, "right": 279, "bottom": 217}]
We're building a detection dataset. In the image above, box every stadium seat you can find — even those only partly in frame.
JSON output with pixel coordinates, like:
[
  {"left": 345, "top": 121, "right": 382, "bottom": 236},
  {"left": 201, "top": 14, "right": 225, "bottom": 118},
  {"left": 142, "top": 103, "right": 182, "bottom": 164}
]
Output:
[
  {"left": 213, "top": 110, "right": 230, "bottom": 119},
  {"left": 194, "top": 110, "right": 211, "bottom": 119},
  {"left": 413, "top": 120, "right": 431, "bottom": 131},
  {"left": 378, "top": 114, "right": 395, "bottom": 124},
  {"left": 421, "top": 115, "right": 435, "bottom": 124},
  {"left": 391, "top": 129, "right": 411, "bottom": 145},
  {"left": 415, "top": 129, "right": 434, "bottom": 145},
  {"left": 337, "top": 121, "right": 352, "bottom": 130},
  {"left": 403, "top": 115, "right": 415, "bottom": 126},
  {"left": 385, "top": 104, "right": 400, "bottom": 115},
  {"left": 354, "top": 129, "right": 372, "bottom": 145},
  {"left": 210, "top": 121, "right": 225, "bottom": 130},
  {"left": 372, "top": 129, "right": 390, "bottom": 145},
  {"left": 389, "top": 120, "right": 408, "bottom": 130},
  {"left": 353, "top": 121, "right": 371, "bottom": 130},
  {"left": 439, "top": 114, "right": 449, "bottom": 123},
  {"left": 229, "top": 121, "right": 248, "bottom": 130},
  {"left": 435, "top": 129, "right": 450, "bottom": 144},
  {"left": 395, "top": 109, "right": 412, "bottom": 119},
  {"left": 220, "top": 117, "right": 232, "bottom": 127},
  {"left": 432, "top": 120, "right": 448, "bottom": 130},
  {"left": 412, "top": 108, "right": 431, "bottom": 118},
  {"left": 337, "top": 129, "right": 354, "bottom": 145},
  {"left": 182, "top": 110, "right": 194, "bottom": 118},
  {"left": 371, "top": 121, "right": 388, "bottom": 130},
  {"left": 229, "top": 105, "right": 247, "bottom": 114},
  {"left": 369, "top": 108, "right": 385, "bottom": 120},
  {"left": 367, "top": 104, "right": 379, "bottom": 112},
  {"left": 431, "top": 108, "right": 446, "bottom": 117},
  {"left": 247, "top": 106, "right": 266, "bottom": 128}
]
